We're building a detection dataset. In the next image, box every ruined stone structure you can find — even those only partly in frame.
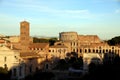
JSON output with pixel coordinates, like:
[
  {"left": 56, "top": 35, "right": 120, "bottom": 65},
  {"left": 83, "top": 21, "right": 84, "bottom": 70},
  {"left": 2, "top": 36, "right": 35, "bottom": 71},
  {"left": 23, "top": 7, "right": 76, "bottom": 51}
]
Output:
[
  {"left": 59, "top": 31, "right": 120, "bottom": 56},
  {"left": 59, "top": 31, "right": 120, "bottom": 72}
]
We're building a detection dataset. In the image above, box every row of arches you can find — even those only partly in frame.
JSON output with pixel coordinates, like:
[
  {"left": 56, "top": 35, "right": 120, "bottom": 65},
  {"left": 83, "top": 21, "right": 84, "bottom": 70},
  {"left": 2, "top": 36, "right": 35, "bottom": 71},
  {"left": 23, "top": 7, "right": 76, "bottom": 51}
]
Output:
[{"left": 79, "top": 48, "right": 120, "bottom": 54}]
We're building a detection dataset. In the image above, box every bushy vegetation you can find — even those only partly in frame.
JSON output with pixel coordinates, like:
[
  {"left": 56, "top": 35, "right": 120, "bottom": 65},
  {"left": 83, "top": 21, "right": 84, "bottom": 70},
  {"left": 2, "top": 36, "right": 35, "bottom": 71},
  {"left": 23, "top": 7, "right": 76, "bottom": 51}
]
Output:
[
  {"left": 33, "top": 37, "right": 58, "bottom": 45},
  {"left": 81, "top": 54, "right": 120, "bottom": 80},
  {"left": 0, "top": 67, "right": 11, "bottom": 80},
  {"left": 107, "top": 36, "right": 120, "bottom": 45},
  {"left": 53, "top": 52, "right": 83, "bottom": 70},
  {"left": 25, "top": 71, "right": 55, "bottom": 80}
]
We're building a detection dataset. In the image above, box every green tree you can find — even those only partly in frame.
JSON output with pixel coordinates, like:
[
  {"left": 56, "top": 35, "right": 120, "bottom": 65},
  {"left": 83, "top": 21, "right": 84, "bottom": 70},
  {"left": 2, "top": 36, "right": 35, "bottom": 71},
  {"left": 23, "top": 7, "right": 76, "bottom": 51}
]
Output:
[
  {"left": 0, "top": 67, "right": 10, "bottom": 80},
  {"left": 49, "top": 38, "right": 58, "bottom": 46},
  {"left": 107, "top": 36, "right": 120, "bottom": 45}
]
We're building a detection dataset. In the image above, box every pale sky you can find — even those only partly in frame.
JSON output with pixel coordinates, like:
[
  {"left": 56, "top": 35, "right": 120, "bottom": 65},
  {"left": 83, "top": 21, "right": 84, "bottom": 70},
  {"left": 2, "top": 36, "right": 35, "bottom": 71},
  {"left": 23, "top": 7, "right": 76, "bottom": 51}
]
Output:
[{"left": 0, "top": 0, "right": 120, "bottom": 40}]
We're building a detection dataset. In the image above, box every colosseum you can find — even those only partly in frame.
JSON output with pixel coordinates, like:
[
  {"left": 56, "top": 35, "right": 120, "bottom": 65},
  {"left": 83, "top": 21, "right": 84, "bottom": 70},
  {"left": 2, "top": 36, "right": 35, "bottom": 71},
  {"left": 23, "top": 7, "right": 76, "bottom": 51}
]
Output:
[
  {"left": 58, "top": 31, "right": 120, "bottom": 71},
  {"left": 59, "top": 31, "right": 120, "bottom": 55}
]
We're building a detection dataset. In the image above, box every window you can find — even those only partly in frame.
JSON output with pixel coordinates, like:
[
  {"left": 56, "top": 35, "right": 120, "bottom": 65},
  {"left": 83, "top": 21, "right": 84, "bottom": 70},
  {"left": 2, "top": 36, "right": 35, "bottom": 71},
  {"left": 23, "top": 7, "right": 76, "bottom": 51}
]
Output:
[
  {"left": 74, "top": 42, "right": 75, "bottom": 46},
  {"left": 4, "top": 56, "right": 7, "bottom": 62},
  {"left": 19, "top": 66, "right": 22, "bottom": 76},
  {"left": 13, "top": 68, "right": 17, "bottom": 77},
  {"left": 109, "top": 49, "right": 111, "bottom": 53},
  {"left": 4, "top": 64, "right": 8, "bottom": 70},
  {"left": 71, "top": 42, "right": 72, "bottom": 46},
  {"left": 112, "top": 47, "right": 114, "bottom": 49},
  {"left": 45, "top": 64, "right": 49, "bottom": 70},
  {"left": 96, "top": 50, "right": 98, "bottom": 53},
  {"left": 106, "top": 49, "right": 108, "bottom": 53},
  {"left": 49, "top": 50, "right": 51, "bottom": 52},
  {"left": 52, "top": 50, "right": 54, "bottom": 52},
  {"left": 103, "top": 49, "right": 105, "bottom": 53},
  {"left": 73, "top": 49, "right": 75, "bottom": 52},
  {"left": 85, "top": 49, "right": 87, "bottom": 53},
  {"left": 77, "top": 49, "right": 78, "bottom": 52},
  {"left": 93, "top": 49, "right": 95, "bottom": 53},
  {"left": 80, "top": 49, "right": 82, "bottom": 53},
  {"left": 29, "top": 65, "right": 32, "bottom": 73},
  {"left": 88, "top": 49, "right": 91, "bottom": 53}
]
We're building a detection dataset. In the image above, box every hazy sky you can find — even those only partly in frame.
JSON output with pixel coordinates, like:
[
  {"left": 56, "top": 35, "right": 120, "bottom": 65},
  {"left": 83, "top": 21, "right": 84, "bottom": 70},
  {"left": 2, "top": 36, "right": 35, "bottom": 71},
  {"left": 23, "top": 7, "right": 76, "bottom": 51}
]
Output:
[{"left": 0, "top": 0, "right": 120, "bottom": 40}]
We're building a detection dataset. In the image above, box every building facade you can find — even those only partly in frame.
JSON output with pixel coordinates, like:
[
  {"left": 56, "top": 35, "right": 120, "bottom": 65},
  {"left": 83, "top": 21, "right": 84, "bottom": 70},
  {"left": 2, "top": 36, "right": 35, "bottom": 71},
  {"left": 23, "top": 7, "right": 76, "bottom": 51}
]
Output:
[{"left": 0, "top": 45, "right": 25, "bottom": 79}]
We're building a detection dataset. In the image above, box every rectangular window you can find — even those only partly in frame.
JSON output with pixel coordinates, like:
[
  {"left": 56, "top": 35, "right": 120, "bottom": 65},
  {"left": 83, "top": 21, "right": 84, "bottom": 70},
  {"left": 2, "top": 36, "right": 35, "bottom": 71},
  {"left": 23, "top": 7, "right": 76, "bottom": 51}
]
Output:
[
  {"left": 19, "top": 66, "right": 22, "bottom": 76},
  {"left": 4, "top": 57, "right": 7, "bottom": 62},
  {"left": 49, "top": 50, "right": 51, "bottom": 52},
  {"left": 13, "top": 68, "right": 17, "bottom": 77}
]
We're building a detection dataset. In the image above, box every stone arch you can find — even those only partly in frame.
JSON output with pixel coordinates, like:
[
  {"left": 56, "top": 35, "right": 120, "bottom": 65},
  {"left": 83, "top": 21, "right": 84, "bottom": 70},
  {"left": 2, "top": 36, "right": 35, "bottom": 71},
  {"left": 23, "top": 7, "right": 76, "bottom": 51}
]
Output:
[
  {"left": 85, "top": 49, "right": 87, "bottom": 53},
  {"left": 99, "top": 49, "right": 102, "bottom": 53},
  {"left": 93, "top": 49, "right": 95, "bottom": 53},
  {"left": 106, "top": 49, "right": 108, "bottom": 53},
  {"left": 103, "top": 49, "right": 105, "bottom": 53},
  {"left": 109, "top": 49, "right": 111, "bottom": 53},
  {"left": 88, "top": 49, "right": 91, "bottom": 53},
  {"left": 96, "top": 49, "right": 98, "bottom": 53},
  {"left": 80, "top": 49, "right": 82, "bottom": 53}
]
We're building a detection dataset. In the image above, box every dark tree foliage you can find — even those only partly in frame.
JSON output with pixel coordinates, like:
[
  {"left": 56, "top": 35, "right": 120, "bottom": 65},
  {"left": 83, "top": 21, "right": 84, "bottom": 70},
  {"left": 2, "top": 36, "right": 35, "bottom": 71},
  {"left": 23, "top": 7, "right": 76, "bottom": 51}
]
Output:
[
  {"left": 107, "top": 36, "right": 120, "bottom": 45},
  {"left": 81, "top": 54, "right": 120, "bottom": 80},
  {"left": 49, "top": 38, "right": 58, "bottom": 46},
  {"left": 33, "top": 37, "right": 49, "bottom": 43},
  {"left": 25, "top": 71, "right": 55, "bottom": 80},
  {"left": 33, "top": 37, "right": 58, "bottom": 45},
  {"left": 0, "top": 67, "right": 10, "bottom": 80},
  {"left": 54, "top": 59, "right": 69, "bottom": 70}
]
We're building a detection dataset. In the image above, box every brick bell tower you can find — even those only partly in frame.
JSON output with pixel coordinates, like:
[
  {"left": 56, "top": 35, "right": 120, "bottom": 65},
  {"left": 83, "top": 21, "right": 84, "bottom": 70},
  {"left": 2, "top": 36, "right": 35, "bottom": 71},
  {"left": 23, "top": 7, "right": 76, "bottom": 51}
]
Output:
[{"left": 20, "top": 21, "right": 30, "bottom": 52}]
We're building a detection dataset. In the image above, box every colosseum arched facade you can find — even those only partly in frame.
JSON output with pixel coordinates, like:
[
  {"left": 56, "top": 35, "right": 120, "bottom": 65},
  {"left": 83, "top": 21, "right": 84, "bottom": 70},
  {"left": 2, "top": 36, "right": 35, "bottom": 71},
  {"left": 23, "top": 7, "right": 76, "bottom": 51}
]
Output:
[{"left": 59, "top": 31, "right": 120, "bottom": 56}]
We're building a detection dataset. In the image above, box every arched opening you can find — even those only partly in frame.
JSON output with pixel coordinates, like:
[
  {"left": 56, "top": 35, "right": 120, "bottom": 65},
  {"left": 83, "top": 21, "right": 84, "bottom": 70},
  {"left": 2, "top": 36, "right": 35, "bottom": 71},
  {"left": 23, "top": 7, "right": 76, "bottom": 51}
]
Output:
[
  {"left": 103, "top": 49, "right": 105, "bottom": 53},
  {"left": 85, "top": 49, "right": 87, "bottom": 53},
  {"left": 109, "top": 49, "right": 111, "bottom": 53},
  {"left": 93, "top": 49, "right": 95, "bottom": 53},
  {"left": 45, "top": 64, "right": 49, "bottom": 70},
  {"left": 88, "top": 49, "right": 91, "bottom": 53},
  {"left": 106, "top": 49, "right": 108, "bottom": 53},
  {"left": 96, "top": 49, "right": 98, "bottom": 53},
  {"left": 80, "top": 49, "right": 82, "bottom": 53}
]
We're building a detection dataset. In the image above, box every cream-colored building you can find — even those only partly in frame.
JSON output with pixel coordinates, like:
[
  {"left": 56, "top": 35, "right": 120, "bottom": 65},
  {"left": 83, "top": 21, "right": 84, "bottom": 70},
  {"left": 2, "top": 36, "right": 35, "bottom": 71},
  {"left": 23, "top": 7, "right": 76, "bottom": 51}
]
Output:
[
  {"left": 83, "top": 53, "right": 104, "bottom": 72},
  {"left": 0, "top": 45, "right": 25, "bottom": 80},
  {"left": 49, "top": 44, "right": 68, "bottom": 59},
  {"left": 9, "top": 36, "right": 33, "bottom": 43},
  {"left": 9, "top": 36, "right": 20, "bottom": 43}
]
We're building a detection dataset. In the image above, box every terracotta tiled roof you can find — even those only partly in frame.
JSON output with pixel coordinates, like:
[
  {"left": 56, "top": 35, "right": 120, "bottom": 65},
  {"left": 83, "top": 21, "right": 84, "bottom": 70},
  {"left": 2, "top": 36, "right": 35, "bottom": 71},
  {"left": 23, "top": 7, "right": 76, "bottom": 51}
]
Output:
[
  {"left": 29, "top": 43, "right": 49, "bottom": 48},
  {"left": 20, "top": 52, "right": 39, "bottom": 58},
  {"left": 50, "top": 45, "right": 67, "bottom": 48},
  {"left": 0, "top": 39, "right": 5, "bottom": 43},
  {"left": 7, "top": 43, "right": 21, "bottom": 50}
]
